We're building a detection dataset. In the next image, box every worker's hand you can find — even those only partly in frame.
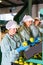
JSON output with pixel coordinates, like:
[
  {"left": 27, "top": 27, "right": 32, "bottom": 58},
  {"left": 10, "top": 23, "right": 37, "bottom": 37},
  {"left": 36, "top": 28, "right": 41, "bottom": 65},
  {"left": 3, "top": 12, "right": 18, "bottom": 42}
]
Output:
[
  {"left": 16, "top": 46, "right": 29, "bottom": 52},
  {"left": 34, "top": 37, "right": 41, "bottom": 43}
]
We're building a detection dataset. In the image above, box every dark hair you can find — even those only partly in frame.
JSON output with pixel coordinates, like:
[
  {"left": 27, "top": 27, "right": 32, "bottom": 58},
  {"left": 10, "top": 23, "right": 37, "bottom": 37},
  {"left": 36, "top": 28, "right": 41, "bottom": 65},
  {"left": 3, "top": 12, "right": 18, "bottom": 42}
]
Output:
[{"left": 34, "top": 20, "right": 41, "bottom": 26}]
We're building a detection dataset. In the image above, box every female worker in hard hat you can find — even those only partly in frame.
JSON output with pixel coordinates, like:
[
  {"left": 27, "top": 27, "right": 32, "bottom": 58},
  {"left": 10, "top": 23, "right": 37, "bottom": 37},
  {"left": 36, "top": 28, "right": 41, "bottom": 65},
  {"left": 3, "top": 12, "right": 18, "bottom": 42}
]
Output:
[{"left": 1, "top": 20, "right": 28, "bottom": 65}]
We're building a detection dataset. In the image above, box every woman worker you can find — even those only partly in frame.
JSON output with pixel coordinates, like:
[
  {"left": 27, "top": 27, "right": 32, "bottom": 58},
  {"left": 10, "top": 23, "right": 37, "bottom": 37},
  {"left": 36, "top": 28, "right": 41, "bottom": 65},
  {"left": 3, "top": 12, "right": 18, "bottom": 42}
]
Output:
[{"left": 1, "top": 20, "right": 28, "bottom": 65}]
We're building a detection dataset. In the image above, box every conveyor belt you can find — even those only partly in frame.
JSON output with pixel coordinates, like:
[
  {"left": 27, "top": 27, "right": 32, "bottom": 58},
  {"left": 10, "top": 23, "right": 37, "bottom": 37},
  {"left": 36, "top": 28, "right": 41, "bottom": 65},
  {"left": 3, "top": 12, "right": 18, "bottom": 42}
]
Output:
[{"left": 25, "top": 59, "right": 43, "bottom": 64}]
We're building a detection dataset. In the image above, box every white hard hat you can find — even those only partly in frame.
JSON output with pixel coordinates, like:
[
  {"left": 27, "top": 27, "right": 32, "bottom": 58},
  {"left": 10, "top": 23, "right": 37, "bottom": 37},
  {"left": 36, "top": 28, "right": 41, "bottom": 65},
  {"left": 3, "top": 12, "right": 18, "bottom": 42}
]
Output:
[
  {"left": 6, "top": 20, "right": 20, "bottom": 30},
  {"left": 22, "top": 15, "right": 34, "bottom": 22}
]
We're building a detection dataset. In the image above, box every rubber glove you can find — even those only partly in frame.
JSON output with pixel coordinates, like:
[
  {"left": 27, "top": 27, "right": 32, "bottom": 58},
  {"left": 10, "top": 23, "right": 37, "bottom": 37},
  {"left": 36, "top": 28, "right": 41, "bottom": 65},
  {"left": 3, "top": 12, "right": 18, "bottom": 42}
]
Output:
[
  {"left": 16, "top": 46, "right": 29, "bottom": 52},
  {"left": 34, "top": 37, "right": 41, "bottom": 43}
]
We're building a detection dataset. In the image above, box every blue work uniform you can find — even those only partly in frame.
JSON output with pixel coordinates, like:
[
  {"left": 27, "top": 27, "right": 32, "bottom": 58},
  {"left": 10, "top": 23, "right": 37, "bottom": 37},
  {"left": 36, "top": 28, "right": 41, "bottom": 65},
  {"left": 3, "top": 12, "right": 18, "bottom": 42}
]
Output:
[{"left": 1, "top": 33, "right": 21, "bottom": 65}]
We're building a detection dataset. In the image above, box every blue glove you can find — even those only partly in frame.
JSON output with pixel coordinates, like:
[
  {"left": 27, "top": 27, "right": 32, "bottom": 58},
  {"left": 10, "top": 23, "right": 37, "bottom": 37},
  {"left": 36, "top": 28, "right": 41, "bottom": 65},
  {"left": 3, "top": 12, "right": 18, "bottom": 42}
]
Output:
[
  {"left": 16, "top": 46, "right": 28, "bottom": 52},
  {"left": 34, "top": 37, "right": 41, "bottom": 43}
]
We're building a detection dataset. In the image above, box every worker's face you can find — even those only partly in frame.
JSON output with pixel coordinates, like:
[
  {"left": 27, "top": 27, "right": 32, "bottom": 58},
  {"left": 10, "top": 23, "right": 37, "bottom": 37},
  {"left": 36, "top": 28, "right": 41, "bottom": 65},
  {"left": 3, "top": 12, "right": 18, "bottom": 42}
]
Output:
[
  {"left": 24, "top": 21, "right": 32, "bottom": 27},
  {"left": 34, "top": 20, "right": 40, "bottom": 26},
  {"left": 9, "top": 28, "right": 17, "bottom": 36}
]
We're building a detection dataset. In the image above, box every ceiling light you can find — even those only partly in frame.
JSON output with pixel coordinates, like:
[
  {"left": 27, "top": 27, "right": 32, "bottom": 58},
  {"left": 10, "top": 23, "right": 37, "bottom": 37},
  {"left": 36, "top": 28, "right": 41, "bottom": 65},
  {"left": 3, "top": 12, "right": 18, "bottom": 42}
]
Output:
[{"left": 0, "top": 0, "right": 2, "bottom": 3}]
